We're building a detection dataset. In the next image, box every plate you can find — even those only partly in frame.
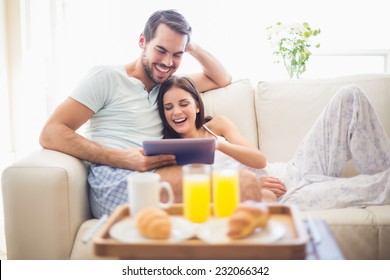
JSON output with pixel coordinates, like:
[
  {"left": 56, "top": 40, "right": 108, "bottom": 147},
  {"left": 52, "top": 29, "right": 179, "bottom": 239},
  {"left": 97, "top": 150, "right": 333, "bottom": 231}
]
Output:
[
  {"left": 109, "top": 217, "right": 197, "bottom": 243},
  {"left": 196, "top": 218, "right": 286, "bottom": 244}
]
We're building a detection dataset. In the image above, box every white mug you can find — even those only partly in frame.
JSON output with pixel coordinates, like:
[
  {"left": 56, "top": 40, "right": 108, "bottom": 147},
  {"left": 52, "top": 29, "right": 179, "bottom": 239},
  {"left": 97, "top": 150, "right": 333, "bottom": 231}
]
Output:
[{"left": 127, "top": 172, "right": 174, "bottom": 217}]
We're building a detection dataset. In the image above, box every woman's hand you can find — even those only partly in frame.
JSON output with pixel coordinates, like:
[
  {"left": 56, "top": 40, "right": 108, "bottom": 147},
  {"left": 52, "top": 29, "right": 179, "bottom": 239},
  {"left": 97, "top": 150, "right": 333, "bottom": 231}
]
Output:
[
  {"left": 214, "top": 138, "right": 219, "bottom": 150},
  {"left": 258, "top": 176, "right": 286, "bottom": 197}
]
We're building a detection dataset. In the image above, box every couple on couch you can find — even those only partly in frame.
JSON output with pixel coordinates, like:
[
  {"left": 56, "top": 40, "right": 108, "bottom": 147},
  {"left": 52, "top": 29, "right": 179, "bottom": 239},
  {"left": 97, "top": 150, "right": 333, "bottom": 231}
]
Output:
[{"left": 39, "top": 9, "right": 390, "bottom": 219}]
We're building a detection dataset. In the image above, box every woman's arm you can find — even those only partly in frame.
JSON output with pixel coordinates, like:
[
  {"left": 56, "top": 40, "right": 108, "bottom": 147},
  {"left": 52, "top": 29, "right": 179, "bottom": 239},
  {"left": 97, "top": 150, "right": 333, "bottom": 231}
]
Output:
[
  {"left": 208, "top": 115, "right": 267, "bottom": 168},
  {"left": 209, "top": 116, "right": 287, "bottom": 196}
]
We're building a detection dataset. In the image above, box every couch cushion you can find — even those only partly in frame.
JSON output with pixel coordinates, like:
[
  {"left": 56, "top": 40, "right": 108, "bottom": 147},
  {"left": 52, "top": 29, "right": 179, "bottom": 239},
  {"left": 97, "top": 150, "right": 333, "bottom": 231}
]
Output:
[
  {"left": 304, "top": 205, "right": 390, "bottom": 260},
  {"left": 255, "top": 74, "right": 390, "bottom": 169},
  {"left": 201, "top": 79, "right": 258, "bottom": 147},
  {"left": 2, "top": 149, "right": 90, "bottom": 259},
  {"left": 70, "top": 219, "right": 117, "bottom": 260}
]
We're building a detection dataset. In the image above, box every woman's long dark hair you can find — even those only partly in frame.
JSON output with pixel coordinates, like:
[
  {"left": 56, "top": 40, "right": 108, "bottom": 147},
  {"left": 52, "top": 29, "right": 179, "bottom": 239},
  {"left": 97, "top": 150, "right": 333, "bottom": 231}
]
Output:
[{"left": 158, "top": 76, "right": 210, "bottom": 138}]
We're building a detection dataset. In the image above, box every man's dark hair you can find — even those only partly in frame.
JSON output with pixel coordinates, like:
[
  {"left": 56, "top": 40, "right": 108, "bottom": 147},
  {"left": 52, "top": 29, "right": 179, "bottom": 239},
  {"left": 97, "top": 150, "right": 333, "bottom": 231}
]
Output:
[{"left": 143, "top": 10, "right": 192, "bottom": 46}]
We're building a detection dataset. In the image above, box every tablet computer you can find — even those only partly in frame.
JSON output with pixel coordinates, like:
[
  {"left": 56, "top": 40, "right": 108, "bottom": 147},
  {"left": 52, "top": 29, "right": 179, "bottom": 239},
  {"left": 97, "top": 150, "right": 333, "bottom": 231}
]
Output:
[{"left": 143, "top": 138, "right": 215, "bottom": 165}]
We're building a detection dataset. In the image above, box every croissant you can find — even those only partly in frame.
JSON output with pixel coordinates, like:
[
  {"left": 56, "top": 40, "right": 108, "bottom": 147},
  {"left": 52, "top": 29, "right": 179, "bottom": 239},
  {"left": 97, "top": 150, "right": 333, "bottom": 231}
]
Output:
[
  {"left": 227, "top": 201, "right": 270, "bottom": 239},
  {"left": 135, "top": 207, "right": 172, "bottom": 239}
]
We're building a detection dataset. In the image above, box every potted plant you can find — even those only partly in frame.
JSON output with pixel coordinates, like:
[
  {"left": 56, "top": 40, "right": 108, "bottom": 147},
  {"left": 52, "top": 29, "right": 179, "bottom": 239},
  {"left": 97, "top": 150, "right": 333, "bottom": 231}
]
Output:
[{"left": 266, "top": 22, "right": 321, "bottom": 79}]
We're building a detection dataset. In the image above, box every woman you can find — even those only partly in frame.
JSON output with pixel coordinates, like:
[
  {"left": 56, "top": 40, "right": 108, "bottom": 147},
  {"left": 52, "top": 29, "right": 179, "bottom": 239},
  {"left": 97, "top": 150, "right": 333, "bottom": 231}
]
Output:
[
  {"left": 158, "top": 76, "right": 283, "bottom": 202},
  {"left": 158, "top": 76, "right": 390, "bottom": 210}
]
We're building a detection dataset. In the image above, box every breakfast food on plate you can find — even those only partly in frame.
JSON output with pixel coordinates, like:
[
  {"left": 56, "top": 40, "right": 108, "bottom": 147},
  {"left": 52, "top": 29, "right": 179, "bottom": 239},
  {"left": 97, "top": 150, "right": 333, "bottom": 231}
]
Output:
[
  {"left": 227, "top": 200, "right": 270, "bottom": 239},
  {"left": 135, "top": 207, "right": 172, "bottom": 239}
]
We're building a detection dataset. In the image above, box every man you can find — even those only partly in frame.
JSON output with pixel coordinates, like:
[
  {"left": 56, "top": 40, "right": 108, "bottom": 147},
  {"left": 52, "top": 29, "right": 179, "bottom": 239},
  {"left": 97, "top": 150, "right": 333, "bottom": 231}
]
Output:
[{"left": 40, "top": 9, "right": 261, "bottom": 218}]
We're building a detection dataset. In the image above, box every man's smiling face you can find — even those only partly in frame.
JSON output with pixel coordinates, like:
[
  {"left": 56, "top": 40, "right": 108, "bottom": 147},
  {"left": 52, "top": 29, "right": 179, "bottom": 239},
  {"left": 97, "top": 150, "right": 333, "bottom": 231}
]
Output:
[{"left": 140, "top": 23, "right": 187, "bottom": 85}]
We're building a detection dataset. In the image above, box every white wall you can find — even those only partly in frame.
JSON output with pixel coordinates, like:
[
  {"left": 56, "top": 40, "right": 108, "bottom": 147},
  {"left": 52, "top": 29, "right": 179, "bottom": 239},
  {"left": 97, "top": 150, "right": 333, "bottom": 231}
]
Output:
[{"left": 45, "top": 0, "right": 390, "bottom": 85}]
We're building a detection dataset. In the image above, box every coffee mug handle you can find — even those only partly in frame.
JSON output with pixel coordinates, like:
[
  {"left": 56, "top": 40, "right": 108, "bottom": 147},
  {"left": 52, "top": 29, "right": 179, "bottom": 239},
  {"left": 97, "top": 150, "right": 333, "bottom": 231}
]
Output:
[{"left": 158, "top": 182, "right": 174, "bottom": 209}]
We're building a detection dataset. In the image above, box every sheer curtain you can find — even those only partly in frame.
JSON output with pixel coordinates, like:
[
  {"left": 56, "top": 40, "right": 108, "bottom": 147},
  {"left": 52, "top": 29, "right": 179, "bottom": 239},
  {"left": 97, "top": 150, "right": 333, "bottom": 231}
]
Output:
[
  {"left": 1, "top": 0, "right": 11, "bottom": 170},
  {"left": 4, "top": 0, "right": 390, "bottom": 161}
]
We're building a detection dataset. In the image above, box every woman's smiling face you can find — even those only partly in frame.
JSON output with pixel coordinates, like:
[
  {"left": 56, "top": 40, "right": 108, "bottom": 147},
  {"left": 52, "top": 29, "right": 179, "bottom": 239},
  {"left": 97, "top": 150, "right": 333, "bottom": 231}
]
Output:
[{"left": 162, "top": 86, "right": 199, "bottom": 136}]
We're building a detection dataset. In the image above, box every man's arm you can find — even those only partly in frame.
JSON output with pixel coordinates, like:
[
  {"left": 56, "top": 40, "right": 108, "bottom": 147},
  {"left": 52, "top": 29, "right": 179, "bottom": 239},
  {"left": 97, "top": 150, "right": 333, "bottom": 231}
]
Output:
[
  {"left": 186, "top": 42, "right": 232, "bottom": 92},
  {"left": 39, "top": 98, "right": 176, "bottom": 170}
]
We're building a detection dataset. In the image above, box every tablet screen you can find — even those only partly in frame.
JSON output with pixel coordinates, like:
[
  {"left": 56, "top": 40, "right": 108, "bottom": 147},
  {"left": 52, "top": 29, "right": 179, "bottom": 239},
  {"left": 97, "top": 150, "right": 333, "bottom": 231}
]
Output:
[{"left": 143, "top": 138, "right": 215, "bottom": 165}]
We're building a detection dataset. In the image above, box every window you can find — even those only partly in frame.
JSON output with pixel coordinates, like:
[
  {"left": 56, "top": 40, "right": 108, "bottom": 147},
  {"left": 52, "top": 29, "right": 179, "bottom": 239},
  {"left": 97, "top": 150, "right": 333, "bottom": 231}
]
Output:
[{"left": 308, "top": 50, "right": 390, "bottom": 78}]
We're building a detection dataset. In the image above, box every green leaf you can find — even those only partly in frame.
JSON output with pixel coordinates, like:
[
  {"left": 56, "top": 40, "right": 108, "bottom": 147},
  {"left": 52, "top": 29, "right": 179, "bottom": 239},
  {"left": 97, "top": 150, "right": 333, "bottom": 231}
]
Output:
[{"left": 303, "top": 31, "right": 310, "bottom": 39}]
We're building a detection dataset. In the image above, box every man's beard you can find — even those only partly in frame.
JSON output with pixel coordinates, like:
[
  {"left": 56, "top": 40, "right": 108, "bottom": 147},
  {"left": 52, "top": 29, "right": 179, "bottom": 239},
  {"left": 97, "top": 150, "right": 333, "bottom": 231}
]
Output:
[{"left": 141, "top": 53, "right": 173, "bottom": 85}]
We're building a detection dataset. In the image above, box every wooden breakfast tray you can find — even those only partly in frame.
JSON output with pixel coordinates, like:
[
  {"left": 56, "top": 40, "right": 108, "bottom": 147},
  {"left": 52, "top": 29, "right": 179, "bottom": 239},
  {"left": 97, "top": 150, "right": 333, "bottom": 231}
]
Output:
[{"left": 93, "top": 204, "right": 309, "bottom": 259}]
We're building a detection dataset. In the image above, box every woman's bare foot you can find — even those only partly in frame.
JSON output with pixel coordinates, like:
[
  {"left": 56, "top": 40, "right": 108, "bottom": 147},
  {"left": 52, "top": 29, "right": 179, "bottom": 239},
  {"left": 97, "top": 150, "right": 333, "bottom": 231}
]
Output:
[{"left": 260, "top": 189, "right": 277, "bottom": 202}]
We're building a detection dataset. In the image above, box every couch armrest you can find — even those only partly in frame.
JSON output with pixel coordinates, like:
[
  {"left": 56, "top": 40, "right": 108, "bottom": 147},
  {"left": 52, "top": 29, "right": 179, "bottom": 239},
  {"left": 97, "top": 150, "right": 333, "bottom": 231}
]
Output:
[{"left": 1, "top": 149, "right": 91, "bottom": 259}]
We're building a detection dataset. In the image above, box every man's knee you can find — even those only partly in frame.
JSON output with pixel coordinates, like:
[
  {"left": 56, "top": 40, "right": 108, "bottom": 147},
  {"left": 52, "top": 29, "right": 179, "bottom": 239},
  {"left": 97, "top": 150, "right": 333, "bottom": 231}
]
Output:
[
  {"left": 156, "top": 166, "right": 183, "bottom": 203},
  {"left": 336, "top": 84, "right": 366, "bottom": 103},
  {"left": 157, "top": 167, "right": 267, "bottom": 203},
  {"left": 239, "top": 169, "right": 262, "bottom": 201}
]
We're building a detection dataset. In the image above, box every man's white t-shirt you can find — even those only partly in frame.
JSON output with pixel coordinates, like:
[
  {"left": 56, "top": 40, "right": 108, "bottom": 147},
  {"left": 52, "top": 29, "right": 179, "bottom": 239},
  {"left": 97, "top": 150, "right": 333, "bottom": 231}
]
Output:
[{"left": 70, "top": 65, "right": 163, "bottom": 149}]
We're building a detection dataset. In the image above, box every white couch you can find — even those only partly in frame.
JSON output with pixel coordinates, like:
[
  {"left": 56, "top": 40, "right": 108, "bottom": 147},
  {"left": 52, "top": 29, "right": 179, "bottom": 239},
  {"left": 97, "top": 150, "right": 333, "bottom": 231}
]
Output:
[{"left": 2, "top": 73, "right": 390, "bottom": 260}]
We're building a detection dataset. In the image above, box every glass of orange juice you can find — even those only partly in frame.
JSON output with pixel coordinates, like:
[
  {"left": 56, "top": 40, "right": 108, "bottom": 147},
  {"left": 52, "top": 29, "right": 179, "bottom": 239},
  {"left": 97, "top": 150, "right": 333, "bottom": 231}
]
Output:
[
  {"left": 182, "top": 164, "right": 211, "bottom": 223},
  {"left": 212, "top": 164, "right": 240, "bottom": 218}
]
